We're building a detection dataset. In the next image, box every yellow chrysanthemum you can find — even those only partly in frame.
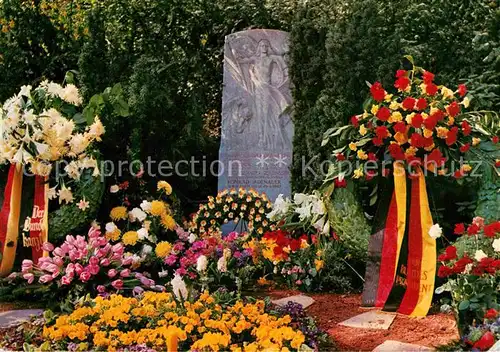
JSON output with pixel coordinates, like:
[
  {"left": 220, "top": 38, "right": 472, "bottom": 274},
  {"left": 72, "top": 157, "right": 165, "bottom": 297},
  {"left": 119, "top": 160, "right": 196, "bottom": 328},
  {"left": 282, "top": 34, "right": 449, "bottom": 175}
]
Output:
[
  {"left": 161, "top": 214, "right": 176, "bottom": 231},
  {"left": 155, "top": 241, "right": 172, "bottom": 258},
  {"left": 106, "top": 229, "right": 121, "bottom": 242},
  {"left": 122, "top": 231, "right": 139, "bottom": 246},
  {"left": 110, "top": 206, "right": 128, "bottom": 221},
  {"left": 157, "top": 181, "right": 172, "bottom": 195},
  {"left": 150, "top": 200, "right": 167, "bottom": 216}
]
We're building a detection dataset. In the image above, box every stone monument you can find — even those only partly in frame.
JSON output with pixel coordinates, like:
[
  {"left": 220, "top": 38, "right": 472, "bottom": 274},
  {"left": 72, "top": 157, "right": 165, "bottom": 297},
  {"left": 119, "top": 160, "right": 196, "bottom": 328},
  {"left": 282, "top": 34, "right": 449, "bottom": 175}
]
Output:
[{"left": 218, "top": 29, "right": 294, "bottom": 202}]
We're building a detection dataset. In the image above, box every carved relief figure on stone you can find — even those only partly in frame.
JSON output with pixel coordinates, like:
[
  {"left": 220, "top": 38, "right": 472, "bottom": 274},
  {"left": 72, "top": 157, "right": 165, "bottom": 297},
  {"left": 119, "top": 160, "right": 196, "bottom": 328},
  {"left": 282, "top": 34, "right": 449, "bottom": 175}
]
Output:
[{"left": 223, "top": 32, "right": 292, "bottom": 152}]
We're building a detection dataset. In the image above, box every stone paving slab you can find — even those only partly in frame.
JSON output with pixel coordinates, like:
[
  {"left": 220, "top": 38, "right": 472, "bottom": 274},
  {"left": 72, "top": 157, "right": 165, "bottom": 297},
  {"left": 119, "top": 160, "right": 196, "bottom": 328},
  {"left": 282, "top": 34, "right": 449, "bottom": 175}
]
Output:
[
  {"left": 372, "top": 340, "right": 433, "bottom": 351},
  {"left": 339, "top": 310, "right": 396, "bottom": 330},
  {"left": 271, "top": 295, "right": 315, "bottom": 309},
  {"left": 0, "top": 309, "right": 43, "bottom": 328}
]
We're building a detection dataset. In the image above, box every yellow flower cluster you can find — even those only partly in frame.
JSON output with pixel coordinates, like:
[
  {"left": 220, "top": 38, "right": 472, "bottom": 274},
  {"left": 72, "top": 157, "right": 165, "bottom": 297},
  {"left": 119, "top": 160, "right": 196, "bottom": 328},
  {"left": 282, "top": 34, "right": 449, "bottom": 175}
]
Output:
[
  {"left": 190, "top": 187, "right": 276, "bottom": 238},
  {"left": 43, "top": 291, "right": 306, "bottom": 352}
]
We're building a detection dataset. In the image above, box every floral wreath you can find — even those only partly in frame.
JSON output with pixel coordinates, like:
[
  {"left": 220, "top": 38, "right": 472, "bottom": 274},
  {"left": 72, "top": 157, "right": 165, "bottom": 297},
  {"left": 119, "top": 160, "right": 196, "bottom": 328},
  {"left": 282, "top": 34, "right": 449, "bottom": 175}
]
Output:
[{"left": 189, "top": 188, "right": 276, "bottom": 237}]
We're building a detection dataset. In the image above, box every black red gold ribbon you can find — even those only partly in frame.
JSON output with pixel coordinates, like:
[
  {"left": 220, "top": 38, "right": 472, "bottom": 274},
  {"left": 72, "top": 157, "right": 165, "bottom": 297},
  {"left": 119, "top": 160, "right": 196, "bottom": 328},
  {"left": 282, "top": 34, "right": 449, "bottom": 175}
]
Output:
[{"left": 362, "top": 162, "right": 436, "bottom": 317}]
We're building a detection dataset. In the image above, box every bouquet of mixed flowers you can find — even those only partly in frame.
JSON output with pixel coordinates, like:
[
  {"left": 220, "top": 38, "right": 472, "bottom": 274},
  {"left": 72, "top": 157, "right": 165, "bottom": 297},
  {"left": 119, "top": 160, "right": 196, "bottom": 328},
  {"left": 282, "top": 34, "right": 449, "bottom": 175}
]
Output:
[
  {"left": 322, "top": 58, "right": 497, "bottom": 183},
  {"left": 105, "top": 180, "right": 177, "bottom": 264},
  {"left": 0, "top": 80, "right": 103, "bottom": 203},
  {"left": 267, "top": 192, "right": 331, "bottom": 236},
  {"left": 436, "top": 217, "right": 500, "bottom": 331}
]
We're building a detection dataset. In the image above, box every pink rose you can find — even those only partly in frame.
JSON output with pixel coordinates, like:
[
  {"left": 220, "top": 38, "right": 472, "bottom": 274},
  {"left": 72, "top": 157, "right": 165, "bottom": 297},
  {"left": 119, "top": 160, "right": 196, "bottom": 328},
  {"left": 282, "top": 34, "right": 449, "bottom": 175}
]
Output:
[
  {"left": 53, "top": 256, "right": 64, "bottom": 267},
  {"left": 88, "top": 227, "right": 101, "bottom": 239},
  {"left": 39, "top": 274, "right": 53, "bottom": 284},
  {"left": 111, "top": 279, "right": 123, "bottom": 290},
  {"left": 74, "top": 263, "right": 84, "bottom": 275},
  {"left": 120, "top": 269, "right": 131, "bottom": 278},
  {"left": 23, "top": 273, "right": 34, "bottom": 284},
  {"left": 121, "top": 257, "right": 133, "bottom": 266},
  {"left": 107, "top": 269, "right": 118, "bottom": 278},
  {"left": 79, "top": 271, "right": 91, "bottom": 282},
  {"left": 88, "top": 264, "right": 100, "bottom": 276},
  {"left": 21, "top": 259, "right": 33, "bottom": 272},
  {"left": 97, "top": 285, "right": 106, "bottom": 293},
  {"left": 100, "top": 258, "right": 110, "bottom": 267},
  {"left": 61, "top": 275, "right": 72, "bottom": 285},
  {"left": 42, "top": 242, "right": 54, "bottom": 252},
  {"left": 53, "top": 247, "right": 65, "bottom": 257},
  {"left": 65, "top": 263, "right": 75, "bottom": 276},
  {"left": 473, "top": 216, "right": 485, "bottom": 228}
]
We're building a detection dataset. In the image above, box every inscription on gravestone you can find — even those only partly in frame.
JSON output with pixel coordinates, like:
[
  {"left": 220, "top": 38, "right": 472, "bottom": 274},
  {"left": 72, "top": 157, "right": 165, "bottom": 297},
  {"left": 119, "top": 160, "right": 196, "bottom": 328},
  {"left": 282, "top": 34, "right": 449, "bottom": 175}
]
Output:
[{"left": 218, "top": 29, "right": 294, "bottom": 202}]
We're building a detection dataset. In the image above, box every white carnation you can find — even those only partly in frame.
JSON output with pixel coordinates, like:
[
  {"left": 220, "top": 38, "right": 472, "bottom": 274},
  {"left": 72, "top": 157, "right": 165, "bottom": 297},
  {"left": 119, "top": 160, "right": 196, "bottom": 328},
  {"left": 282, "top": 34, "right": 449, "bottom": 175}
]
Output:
[
  {"left": 140, "top": 200, "right": 152, "bottom": 213},
  {"left": 493, "top": 238, "right": 500, "bottom": 252},
  {"left": 428, "top": 224, "right": 442, "bottom": 239},
  {"left": 129, "top": 207, "right": 147, "bottom": 223},
  {"left": 474, "top": 250, "right": 488, "bottom": 262}
]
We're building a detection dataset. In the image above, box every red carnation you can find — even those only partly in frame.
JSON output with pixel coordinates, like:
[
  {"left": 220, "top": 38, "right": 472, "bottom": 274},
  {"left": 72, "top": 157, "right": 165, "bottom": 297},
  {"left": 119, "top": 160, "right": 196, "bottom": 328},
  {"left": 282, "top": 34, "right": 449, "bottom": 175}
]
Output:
[
  {"left": 423, "top": 71, "right": 435, "bottom": 83},
  {"left": 484, "top": 222, "right": 500, "bottom": 238},
  {"left": 426, "top": 83, "right": 438, "bottom": 96},
  {"left": 426, "top": 149, "right": 446, "bottom": 167},
  {"left": 290, "top": 239, "right": 301, "bottom": 252},
  {"left": 388, "top": 143, "right": 405, "bottom": 160},
  {"left": 416, "top": 98, "right": 428, "bottom": 111},
  {"left": 467, "top": 223, "right": 480, "bottom": 235},
  {"left": 461, "top": 121, "right": 471, "bottom": 136},
  {"left": 370, "top": 82, "right": 386, "bottom": 102},
  {"left": 351, "top": 116, "right": 359, "bottom": 127},
  {"left": 458, "top": 84, "right": 467, "bottom": 97},
  {"left": 423, "top": 115, "right": 438, "bottom": 130},
  {"left": 382, "top": 168, "right": 391, "bottom": 177},
  {"left": 402, "top": 97, "right": 416, "bottom": 110},
  {"left": 493, "top": 136, "right": 499, "bottom": 144},
  {"left": 437, "top": 265, "right": 453, "bottom": 278},
  {"left": 365, "top": 170, "right": 377, "bottom": 181},
  {"left": 396, "top": 70, "right": 407, "bottom": 78},
  {"left": 454, "top": 223, "right": 465, "bottom": 235},
  {"left": 375, "top": 126, "right": 390, "bottom": 139},
  {"left": 372, "top": 137, "right": 384, "bottom": 146},
  {"left": 445, "top": 246, "right": 458, "bottom": 261},
  {"left": 447, "top": 101, "right": 461, "bottom": 117},
  {"left": 473, "top": 331, "right": 495, "bottom": 351},
  {"left": 395, "top": 76, "right": 410, "bottom": 91},
  {"left": 410, "top": 133, "right": 425, "bottom": 148},
  {"left": 460, "top": 143, "right": 470, "bottom": 153},
  {"left": 496, "top": 160, "right": 500, "bottom": 168},
  {"left": 446, "top": 126, "right": 459, "bottom": 146},
  {"left": 454, "top": 169, "right": 464, "bottom": 179},
  {"left": 334, "top": 178, "right": 347, "bottom": 188},
  {"left": 376, "top": 106, "right": 391, "bottom": 121},
  {"left": 394, "top": 121, "right": 407, "bottom": 133},
  {"left": 411, "top": 113, "right": 423, "bottom": 128},
  {"left": 336, "top": 153, "right": 346, "bottom": 161},
  {"left": 368, "top": 152, "right": 378, "bottom": 161},
  {"left": 485, "top": 308, "right": 499, "bottom": 320}
]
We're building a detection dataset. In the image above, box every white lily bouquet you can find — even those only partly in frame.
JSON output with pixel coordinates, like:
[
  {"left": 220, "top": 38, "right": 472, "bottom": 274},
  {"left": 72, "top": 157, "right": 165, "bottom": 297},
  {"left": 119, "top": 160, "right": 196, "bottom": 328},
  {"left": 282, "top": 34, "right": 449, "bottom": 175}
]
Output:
[
  {"left": 267, "top": 191, "right": 331, "bottom": 235},
  {"left": 0, "top": 80, "right": 104, "bottom": 203}
]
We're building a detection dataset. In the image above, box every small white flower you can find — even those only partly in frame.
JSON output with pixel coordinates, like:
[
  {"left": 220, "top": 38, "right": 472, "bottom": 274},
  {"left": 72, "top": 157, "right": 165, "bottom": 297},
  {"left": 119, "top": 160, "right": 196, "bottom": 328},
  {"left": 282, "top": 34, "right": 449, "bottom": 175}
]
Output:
[
  {"left": 140, "top": 200, "right": 152, "bottom": 213},
  {"left": 217, "top": 257, "right": 227, "bottom": 273},
  {"left": 267, "top": 194, "right": 291, "bottom": 220},
  {"left": 428, "top": 224, "right": 442, "bottom": 239},
  {"left": 105, "top": 222, "right": 117, "bottom": 233},
  {"left": 141, "top": 244, "right": 153, "bottom": 256},
  {"left": 137, "top": 228, "right": 149, "bottom": 240},
  {"left": 295, "top": 204, "right": 312, "bottom": 221},
  {"left": 196, "top": 255, "right": 208, "bottom": 272},
  {"left": 129, "top": 207, "right": 147, "bottom": 222},
  {"left": 158, "top": 269, "right": 169, "bottom": 278},
  {"left": 293, "top": 193, "right": 310, "bottom": 205},
  {"left": 171, "top": 274, "right": 188, "bottom": 300},
  {"left": 188, "top": 233, "right": 197, "bottom": 243},
  {"left": 311, "top": 197, "right": 326, "bottom": 215},
  {"left": 109, "top": 185, "right": 120, "bottom": 193},
  {"left": 474, "top": 250, "right": 488, "bottom": 262},
  {"left": 493, "top": 238, "right": 500, "bottom": 252}
]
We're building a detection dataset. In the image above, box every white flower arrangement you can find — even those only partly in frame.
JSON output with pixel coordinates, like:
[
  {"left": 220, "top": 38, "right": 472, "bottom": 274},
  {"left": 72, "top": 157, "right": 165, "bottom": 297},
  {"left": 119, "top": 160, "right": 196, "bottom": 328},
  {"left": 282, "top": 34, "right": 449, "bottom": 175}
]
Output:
[
  {"left": 268, "top": 191, "right": 331, "bottom": 235},
  {"left": 0, "top": 81, "right": 104, "bottom": 204}
]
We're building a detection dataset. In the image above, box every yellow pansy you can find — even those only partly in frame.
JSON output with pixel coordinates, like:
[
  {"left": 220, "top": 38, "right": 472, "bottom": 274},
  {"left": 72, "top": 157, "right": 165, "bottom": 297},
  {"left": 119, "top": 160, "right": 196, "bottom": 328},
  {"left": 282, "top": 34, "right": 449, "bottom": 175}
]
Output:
[
  {"left": 388, "top": 111, "right": 403, "bottom": 123},
  {"left": 357, "top": 149, "right": 368, "bottom": 160},
  {"left": 370, "top": 104, "right": 379, "bottom": 115},
  {"left": 353, "top": 168, "right": 363, "bottom": 179},
  {"left": 349, "top": 142, "right": 357, "bottom": 151},
  {"left": 472, "top": 137, "right": 481, "bottom": 146},
  {"left": 436, "top": 127, "right": 449, "bottom": 139}
]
